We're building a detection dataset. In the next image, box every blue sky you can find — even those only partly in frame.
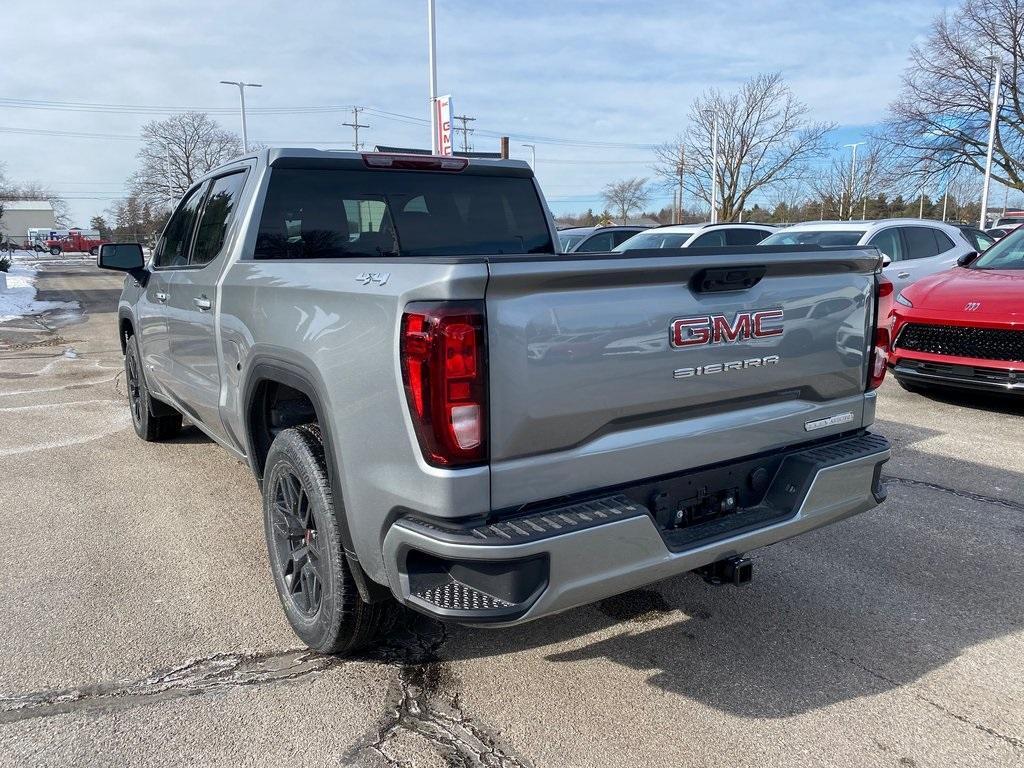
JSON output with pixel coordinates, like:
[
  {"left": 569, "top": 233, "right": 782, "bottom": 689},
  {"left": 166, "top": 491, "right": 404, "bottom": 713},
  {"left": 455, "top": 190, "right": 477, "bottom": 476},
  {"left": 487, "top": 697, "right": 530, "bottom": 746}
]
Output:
[{"left": 2, "top": 0, "right": 954, "bottom": 224}]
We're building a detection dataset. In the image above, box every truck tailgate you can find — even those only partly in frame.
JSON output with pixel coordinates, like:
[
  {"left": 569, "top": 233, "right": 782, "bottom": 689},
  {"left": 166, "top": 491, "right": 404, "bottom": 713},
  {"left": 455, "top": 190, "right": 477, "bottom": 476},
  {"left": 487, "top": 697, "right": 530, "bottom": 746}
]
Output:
[{"left": 485, "top": 248, "right": 880, "bottom": 509}]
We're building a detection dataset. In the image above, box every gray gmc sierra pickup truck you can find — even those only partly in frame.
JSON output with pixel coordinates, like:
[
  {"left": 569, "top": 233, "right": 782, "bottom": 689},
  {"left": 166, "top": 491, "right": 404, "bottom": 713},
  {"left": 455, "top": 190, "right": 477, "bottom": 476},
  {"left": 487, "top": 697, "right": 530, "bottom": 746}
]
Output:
[{"left": 98, "top": 148, "right": 891, "bottom": 654}]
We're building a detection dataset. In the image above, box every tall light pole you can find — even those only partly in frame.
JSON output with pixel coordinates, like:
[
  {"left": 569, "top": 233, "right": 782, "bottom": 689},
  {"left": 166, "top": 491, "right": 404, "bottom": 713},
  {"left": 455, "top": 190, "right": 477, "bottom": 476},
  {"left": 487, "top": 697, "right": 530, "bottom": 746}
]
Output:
[
  {"left": 705, "top": 112, "right": 719, "bottom": 224},
  {"left": 979, "top": 55, "right": 1002, "bottom": 229},
  {"left": 521, "top": 143, "right": 536, "bottom": 170},
  {"left": 427, "top": 0, "right": 439, "bottom": 153},
  {"left": 843, "top": 142, "right": 865, "bottom": 222},
  {"left": 220, "top": 80, "right": 262, "bottom": 152}
]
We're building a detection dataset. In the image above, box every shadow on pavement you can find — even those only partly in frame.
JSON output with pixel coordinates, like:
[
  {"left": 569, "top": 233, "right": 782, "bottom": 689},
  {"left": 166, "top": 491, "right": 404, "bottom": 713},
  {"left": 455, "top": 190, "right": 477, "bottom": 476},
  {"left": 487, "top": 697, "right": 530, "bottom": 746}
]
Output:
[
  {"left": 896, "top": 381, "right": 1024, "bottom": 417},
  {"left": 433, "top": 433, "right": 1024, "bottom": 720}
]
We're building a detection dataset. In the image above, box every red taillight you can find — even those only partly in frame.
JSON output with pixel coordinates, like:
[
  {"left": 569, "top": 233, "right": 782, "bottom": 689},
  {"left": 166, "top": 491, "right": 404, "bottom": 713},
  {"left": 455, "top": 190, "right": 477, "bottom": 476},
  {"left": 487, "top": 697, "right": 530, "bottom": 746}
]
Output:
[
  {"left": 400, "top": 302, "right": 487, "bottom": 467},
  {"left": 868, "top": 275, "right": 892, "bottom": 390}
]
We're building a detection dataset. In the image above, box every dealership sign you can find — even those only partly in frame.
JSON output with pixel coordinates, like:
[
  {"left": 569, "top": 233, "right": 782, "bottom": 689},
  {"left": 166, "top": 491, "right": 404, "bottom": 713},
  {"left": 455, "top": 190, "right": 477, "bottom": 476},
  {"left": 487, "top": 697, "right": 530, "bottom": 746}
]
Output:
[{"left": 435, "top": 95, "right": 453, "bottom": 156}]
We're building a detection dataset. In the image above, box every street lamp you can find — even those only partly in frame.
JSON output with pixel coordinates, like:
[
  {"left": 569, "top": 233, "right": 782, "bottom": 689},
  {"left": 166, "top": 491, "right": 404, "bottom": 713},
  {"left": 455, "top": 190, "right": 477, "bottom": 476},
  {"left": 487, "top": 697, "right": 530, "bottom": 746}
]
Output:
[
  {"left": 704, "top": 110, "right": 719, "bottom": 224},
  {"left": 219, "top": 80, "right": 262, "bottom": 152},
  {"left": 979, "top": 54, "right": 1003, "bottom": 229},
  {"left": 843, "top": 142, "right": 865, "bottom": 221},
  {"left": 427, "top": 0, "right": 439, "bottom": 153},
  {"left": 521, "top": 143, "right": 536, "bottom": 170}
]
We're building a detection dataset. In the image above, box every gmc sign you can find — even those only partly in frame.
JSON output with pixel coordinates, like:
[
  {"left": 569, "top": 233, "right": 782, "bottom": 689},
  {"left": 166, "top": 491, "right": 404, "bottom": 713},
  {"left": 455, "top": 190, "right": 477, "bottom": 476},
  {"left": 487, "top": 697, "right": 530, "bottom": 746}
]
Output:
[{"left": 670, "top": 309, "right": 784, "bottom": 348}]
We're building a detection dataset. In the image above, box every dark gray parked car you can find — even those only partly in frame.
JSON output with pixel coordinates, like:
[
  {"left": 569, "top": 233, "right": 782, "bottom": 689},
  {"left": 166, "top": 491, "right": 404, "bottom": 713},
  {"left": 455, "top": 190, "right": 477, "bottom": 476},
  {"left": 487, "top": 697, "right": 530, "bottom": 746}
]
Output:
[
  {"left": 557, "top": 225, "right": 648, "bottom": 253},
  {"left": 98, "top": 149, "right": 891, "bottom": 653}
]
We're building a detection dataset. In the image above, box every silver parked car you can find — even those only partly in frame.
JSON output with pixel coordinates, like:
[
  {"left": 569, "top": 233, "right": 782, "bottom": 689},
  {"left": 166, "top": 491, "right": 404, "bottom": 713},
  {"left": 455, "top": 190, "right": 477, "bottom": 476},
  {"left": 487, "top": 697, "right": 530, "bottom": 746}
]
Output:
[
  {"left": 761, "top": 219, "right": 977, "bottom": 294},
  {"left": 614, "top": 222, "right": 777, "bottom": 251}
]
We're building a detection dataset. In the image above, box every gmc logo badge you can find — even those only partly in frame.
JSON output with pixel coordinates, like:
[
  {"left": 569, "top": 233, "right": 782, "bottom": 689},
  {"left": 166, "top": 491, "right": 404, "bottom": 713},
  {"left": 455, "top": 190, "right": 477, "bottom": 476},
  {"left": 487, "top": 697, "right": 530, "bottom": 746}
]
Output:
[{"left": 670, "top": 309, "right": 784, "bottom": 348}]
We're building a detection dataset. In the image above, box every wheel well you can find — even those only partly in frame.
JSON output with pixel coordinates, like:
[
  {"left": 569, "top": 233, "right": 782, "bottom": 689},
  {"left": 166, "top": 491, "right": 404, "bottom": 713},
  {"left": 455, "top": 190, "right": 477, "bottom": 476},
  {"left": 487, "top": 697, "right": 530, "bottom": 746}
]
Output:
[
  {"left": 248, "top": 380, "right": 319, "bottom": 478},
  {"left": 119, "top": 317, "right": 134, "bottom": 353}
]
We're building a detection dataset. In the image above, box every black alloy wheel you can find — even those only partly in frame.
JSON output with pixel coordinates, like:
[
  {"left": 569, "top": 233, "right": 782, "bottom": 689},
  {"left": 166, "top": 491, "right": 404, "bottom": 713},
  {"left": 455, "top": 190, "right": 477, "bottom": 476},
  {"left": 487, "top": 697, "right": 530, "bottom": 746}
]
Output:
[
  {"left": 270, "top": 467, "right": 324, "bottom": 618},
  {"left": 126, "top": 349, "right": 143, "bottom": 425}
]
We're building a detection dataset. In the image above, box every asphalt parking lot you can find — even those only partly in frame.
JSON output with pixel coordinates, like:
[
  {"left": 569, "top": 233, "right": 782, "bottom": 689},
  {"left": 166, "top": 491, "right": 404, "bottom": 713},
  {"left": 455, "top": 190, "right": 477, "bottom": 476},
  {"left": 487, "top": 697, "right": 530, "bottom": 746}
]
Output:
[{"left": 0, "top": 262, "right": 1021, "bottom": 767}]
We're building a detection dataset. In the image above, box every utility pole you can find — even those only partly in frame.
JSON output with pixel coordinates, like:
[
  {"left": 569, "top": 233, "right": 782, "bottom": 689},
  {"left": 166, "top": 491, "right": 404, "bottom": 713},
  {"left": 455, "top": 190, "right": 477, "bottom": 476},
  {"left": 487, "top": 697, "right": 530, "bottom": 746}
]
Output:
[
  {"left": 454, "top": 114, "right": 476, "bottom": 152},
  {"left": 843, "top": 142, "right": 865, "bottom": 222},
  {"left": 980, "top": 54, "right": 1002, "bottom": 229},
  {"left": 675, "top": 145, "right": 685, "bottom": 224},
  {"left": 219, "top": 80, "right": 262, "bottom": 152},
  {"left": 427, "top": 0, "right": 439, "bottom": 153},
  {"left": 342, "top": 106, "right": 370, "bottom": 151},
  {"left": 521, "top": 143, "right": 536, "bottom": 170}
]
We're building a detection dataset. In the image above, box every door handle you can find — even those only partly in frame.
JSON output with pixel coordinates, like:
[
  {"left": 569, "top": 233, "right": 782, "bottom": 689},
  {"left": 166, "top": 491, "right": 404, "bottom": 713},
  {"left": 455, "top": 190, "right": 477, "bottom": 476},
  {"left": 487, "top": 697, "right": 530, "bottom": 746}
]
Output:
[
  {"left": 897, "top": 272, "right": 911, "bottom": 279},
  {"left": 154, "top": 291, "right": 168, "bottom": 302},
  {"left": 193, "top": 296, "right": 213, "bottom": 311}
]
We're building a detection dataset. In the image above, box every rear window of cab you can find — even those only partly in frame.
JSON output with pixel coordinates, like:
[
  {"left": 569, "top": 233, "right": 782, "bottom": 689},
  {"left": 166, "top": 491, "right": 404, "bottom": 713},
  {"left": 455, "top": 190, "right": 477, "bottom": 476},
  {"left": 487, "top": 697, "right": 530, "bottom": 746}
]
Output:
[{"left": 254, "top": 168, "right": 554, "bottom": 258}]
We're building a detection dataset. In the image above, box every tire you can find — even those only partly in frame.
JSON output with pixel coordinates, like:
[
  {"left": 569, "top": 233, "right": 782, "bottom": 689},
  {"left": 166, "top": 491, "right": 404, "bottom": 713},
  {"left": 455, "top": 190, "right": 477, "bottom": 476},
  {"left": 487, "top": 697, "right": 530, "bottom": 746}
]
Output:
[
  {"left": 89, "top": 246, "right": 99, "bottom": 257},
  {"left": 124, "top": 334, "right": 182, "bottom": 441},
  {"left": 49, "top": 246, "right": 61, "bottom": 256},
  {"left": 262, "top": 424, "right": 393, "bottom": 654}
]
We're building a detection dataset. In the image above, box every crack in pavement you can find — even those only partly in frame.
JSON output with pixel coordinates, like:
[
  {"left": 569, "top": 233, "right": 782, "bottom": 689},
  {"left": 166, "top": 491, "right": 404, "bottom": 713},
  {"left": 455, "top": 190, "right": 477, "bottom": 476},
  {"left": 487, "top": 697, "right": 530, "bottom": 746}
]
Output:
[
  {"left": 0, "top": 649, "right": 344, "bottom": 724},
  {"left": 346, "top": 619, "right": 532, "bottom": 768},
  {"left": 885, "top": 475, "right": 1024, "bottom": 514},
  {"left": 830, "top": 651, "right": 1022, "bottom": 751},
  {"left": 1, "top": 618, "right": 530, "bottom": 767}
]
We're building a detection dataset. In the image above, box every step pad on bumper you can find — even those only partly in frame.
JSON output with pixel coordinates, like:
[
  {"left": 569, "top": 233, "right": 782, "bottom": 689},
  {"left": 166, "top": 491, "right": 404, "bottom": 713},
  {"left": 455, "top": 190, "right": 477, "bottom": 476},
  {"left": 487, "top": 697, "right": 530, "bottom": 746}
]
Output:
[
  {"left": 401, "top": 493, "right": 647, "bottom": 546},
  {"left": 415, "top": 580, "right": 514, "bottom": 611}
]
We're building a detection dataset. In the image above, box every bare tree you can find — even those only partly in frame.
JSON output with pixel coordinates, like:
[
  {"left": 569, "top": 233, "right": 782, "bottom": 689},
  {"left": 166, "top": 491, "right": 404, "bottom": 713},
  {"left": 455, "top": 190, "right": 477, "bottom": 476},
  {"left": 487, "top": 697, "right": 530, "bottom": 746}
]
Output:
[
  {"left": 811, "top": 141, "right": 897, "bottom": 220},
  {"left": 129, "top": 112, "right": 242, "bottom": 207},
  {"left": 880, "top": 0, "right": 1024, "bottom": 191},
  {"left": 654, "top": 73, "right": 833, "bottom": 221},
  {"left": 601, "top": 177, "right": 651, "bottom": 222}
]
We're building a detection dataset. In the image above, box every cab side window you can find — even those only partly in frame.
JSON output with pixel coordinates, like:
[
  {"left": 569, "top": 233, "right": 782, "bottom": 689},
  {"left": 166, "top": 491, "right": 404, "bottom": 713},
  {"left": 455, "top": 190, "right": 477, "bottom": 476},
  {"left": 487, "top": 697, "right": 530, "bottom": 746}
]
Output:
[
  {"left": 155, "top": 186, "right": 205, "bottom": 268},
  {"left": 868, "top": 228, "right": 903, "bottom": 261},
  {"left": 190, "top": 171, "right": 248, "bottom": 266}
]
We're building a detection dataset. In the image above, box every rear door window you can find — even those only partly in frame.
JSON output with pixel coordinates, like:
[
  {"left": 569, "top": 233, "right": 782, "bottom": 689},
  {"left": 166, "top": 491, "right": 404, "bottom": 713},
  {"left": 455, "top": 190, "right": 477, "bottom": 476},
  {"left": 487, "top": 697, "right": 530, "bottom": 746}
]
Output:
[
  {"left": 724, "top": 227, "right": 771, "bottom": 246},
  {"left": 868, "top": 228, "right": 904, "bottom": 261},
  {"left": 690, "top": 230, "right": 727, "bottom": 247},
  {"left": 155, "top": 185, "right": 205, "bottom": 268},
  {"left": 190, "top": 171, "right": 248, "bottom": 266},
  {"left": 255, "top": 168, "right": 553, "bottom": 258},
  {"left": 575, "top": 232, "right": 616, "bottom": 252},
  {"left": 611, "top": 230, "right": 639, "bottom": 247},
  {"left": 903, "top": 226, "right": 941, "bottom": 259}
]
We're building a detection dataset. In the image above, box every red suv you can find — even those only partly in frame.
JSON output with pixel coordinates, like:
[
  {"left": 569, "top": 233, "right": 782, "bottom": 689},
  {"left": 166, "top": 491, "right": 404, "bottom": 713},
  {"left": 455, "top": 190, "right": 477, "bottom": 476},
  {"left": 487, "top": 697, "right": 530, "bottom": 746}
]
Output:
[{"left": 889, "top": 229, "right": 1024, "bottom": 395}]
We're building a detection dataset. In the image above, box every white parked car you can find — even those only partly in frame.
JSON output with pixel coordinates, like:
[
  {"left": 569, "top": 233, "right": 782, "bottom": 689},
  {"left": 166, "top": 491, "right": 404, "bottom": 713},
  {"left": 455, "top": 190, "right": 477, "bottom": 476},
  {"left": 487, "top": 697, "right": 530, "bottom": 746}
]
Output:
[
  {"left": 613, "top": 223, "right": 777, "bottom": 251},
  {"left": 760, "top": 219, "right": 977, "bottom": 294}
]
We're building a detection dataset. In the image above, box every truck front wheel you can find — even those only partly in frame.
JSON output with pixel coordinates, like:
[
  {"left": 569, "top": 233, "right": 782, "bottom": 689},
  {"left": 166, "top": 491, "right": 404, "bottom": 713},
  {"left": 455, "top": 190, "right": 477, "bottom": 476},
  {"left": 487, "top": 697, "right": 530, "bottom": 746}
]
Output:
[
  {"left": 262, "top": 424, "right": 393, "bottom": 654},
  {"left": 49, "top": 246, "right": 61, "bottom": 256}
]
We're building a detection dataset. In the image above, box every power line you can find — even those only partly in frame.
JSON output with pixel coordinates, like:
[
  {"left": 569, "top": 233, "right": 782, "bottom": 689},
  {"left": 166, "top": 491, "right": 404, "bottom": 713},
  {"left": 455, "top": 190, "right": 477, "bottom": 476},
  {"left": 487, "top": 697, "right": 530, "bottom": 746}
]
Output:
[{"left": 341, "top": 106, "right": 370, "bottom": 150}]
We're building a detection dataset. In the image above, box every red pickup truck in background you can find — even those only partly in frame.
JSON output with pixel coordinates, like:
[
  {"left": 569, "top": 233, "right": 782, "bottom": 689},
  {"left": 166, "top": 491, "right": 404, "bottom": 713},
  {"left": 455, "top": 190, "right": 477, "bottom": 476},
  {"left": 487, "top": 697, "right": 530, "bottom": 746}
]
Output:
[{"left": 45, "top": 229, "right": 110, "bottom": 256}]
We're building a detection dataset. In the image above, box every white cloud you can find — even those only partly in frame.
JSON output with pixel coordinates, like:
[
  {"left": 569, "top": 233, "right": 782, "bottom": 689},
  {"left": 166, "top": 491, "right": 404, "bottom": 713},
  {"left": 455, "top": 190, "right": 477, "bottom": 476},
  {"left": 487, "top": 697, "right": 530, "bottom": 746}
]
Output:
[{"left": 1, "top": 0, "right": 949, "bottom": 220}]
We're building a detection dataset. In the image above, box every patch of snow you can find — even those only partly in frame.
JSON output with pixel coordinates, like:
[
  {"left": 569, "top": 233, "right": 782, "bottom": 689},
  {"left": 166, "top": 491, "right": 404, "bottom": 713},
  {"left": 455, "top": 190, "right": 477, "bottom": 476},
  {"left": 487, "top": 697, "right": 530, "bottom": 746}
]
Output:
[{"left": 0, "top": 262, "right": 79, "bottom": 323}]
